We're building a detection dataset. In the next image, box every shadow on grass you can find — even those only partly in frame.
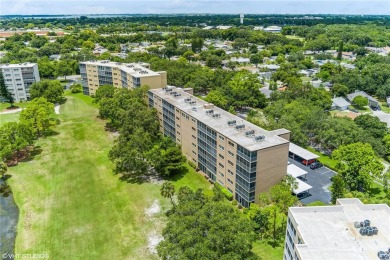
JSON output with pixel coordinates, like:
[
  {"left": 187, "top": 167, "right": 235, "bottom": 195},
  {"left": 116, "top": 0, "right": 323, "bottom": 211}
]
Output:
[
  {"left": 369, "top": 186, "right": 382, "bottom": 196},
  {"left": 118, "top": 171, "right": 164, "bottom": 185},
  {"left": 20, "top": 146, "right": 43, "bottom": 163},
  {"left": 43, "top": 130, "right": 60, "bottom": 137},
  {"left": 58, "top": 97, "right": 68, "bottom": 105},
  {"left": 163, "top": 167, "right": 189, "bottom": 183}
]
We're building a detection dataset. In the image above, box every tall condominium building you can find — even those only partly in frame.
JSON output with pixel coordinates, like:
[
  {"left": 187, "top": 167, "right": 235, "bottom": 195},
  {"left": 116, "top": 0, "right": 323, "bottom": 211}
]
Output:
[
  {"left": 79, "top": 60, "right": 167, "bottom": 95},
  {"left": 0, "top": 63, "right": 40, "bottom": 102},
  {"left": 148, "top": 86, "right": 291, "bottom": 207},
  {"left": 284, "top": 198, "right": 390, "bottom": 260}
]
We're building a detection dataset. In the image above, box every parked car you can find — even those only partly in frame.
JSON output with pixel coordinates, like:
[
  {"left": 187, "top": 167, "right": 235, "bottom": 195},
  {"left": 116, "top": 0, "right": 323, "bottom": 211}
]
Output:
[
  {"left": 310, "top": 162, "right": 323, "bottom": 170},
  {"left": 302, "top": 159, "right": 316, "bottom": 165}
]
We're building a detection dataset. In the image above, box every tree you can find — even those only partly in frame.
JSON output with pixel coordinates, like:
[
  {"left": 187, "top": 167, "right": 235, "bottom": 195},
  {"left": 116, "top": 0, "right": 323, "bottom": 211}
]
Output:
[
  {"left": 157, "top": 187, "right": 258, "bottom": 260},
  {"left": 250, "top": 54, "right": 262, "bottom": 67},
  {"left": 332, "top": 142, "right": 384, "bottom": 192},
  {"left": 30, "top": 80, "right": 64, "bottom": 103},
  {"left": 352, "top": 96, "right": 368, "bottom": 109},
  {"left": 70, "top": 83, "right": 82, "bottom": 93},
  {"left": 354, "top": 114, "right": 388, "bottom": 139},
  {"left": 191, "top": 37, "right": 204, "bottom": 53},
  {"left": 19, "top": 97, "right": 54, "bottom": 136},
  {"left": 331, "top": 83, "right": 349, "bottom": 97},
  {"left": 152, "top": 142, "right": 186, "bottom": 177},
  {"left": 0, "top": 162, "right": 8, "bottom": 180},
  {"left": 95, "top": 84, "right": 115, "bottom": 104},
  {"left": 0, "top": 122, "right": 34, "bottom": 161},
  {"left": 330, "top": 174, "right": 346, "bottom": 204},
  {"left": 82, "top": 40, "right": 95, "bottom": 50},
  {"left": 247, "top": 203, "right": 270, "bottom": 239},
  {"left": 56, "top": 59, "right": 73, "bottom": 80},
  {"left": 0, "top": 72, "right": 14, "bottom": 107},
  {"left": 337, "top": 40, "right": 344, "bottom": 60},
  {"left": 249, "top": 44, "right": 258, "bottom": 54},
  {"left": 160, "top": 182, "right": 175, "bottom": 207},
  {"left": 206, "top": 55, "right": 222, "bottom": 68}
]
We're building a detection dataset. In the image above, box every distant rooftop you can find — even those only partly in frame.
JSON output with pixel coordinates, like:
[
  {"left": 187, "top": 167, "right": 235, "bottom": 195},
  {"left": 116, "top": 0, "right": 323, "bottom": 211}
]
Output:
[
  {"left": 150, "top": 86, "right": 290, "bottom": 151},
  {"left": 0, "top": 62, "right": 37, "bottom": 68},
  {"left": 80, "top": 60, "right": 161, "bottom": 77},
  {"left": 290, "top": 198, "right": 390, "bottom": 260}
]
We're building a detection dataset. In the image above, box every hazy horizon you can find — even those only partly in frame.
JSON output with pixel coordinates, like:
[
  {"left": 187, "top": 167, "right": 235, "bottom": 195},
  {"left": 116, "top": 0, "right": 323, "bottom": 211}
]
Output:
[{"left": 0, "top": 0, "right": 389, "bottom": 16}]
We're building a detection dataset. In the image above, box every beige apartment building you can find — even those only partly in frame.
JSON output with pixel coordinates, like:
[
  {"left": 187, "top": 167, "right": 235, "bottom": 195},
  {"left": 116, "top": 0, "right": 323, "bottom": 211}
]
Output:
[
  {"left": 148, "top": 86, "right": 291, "bottom": 207},
  {"left": 79, "top": 60, "right": 167, "bottom": 95}
]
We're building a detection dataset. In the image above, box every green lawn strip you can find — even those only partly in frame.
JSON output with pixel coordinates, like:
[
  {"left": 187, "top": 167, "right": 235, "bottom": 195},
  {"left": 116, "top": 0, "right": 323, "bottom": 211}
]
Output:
[
  {"left": 0, "top": 102, "right": 30, "bottom": 111},
  {"left": 0, "top": 112, "right": 20, "bottom": 126},
  {"left": 306, "top": 201, "right": 328, "bottom": 206},
  {"left": 252, "top": 240, "right": 284, "bottom": 260},
  {"left": 8, "top": 96, "right": 167, "bottom": 260},
  {"left": 306, "top": 147, "right": 338, "bottom": 170}
]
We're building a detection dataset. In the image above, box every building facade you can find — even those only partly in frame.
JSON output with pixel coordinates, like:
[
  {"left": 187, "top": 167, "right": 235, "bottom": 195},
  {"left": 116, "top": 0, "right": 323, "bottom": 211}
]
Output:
[
  {"left": 79, "top": 60, "right": 167, "bottom": 95},
  {"left": 284, "top": 198, "right": 390, "bottom": 260},
  {"left": 0, "top": 63, "right": 40, "bottom": 102},
  {"left": 148, "top": 86, "right": 291, "bottom": 207}
]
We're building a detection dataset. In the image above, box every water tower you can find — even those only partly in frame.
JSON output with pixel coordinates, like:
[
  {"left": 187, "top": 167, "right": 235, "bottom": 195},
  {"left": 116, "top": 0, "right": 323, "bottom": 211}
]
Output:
[{"left": 240, "top": 14, "right": 244, "bottom": 24}]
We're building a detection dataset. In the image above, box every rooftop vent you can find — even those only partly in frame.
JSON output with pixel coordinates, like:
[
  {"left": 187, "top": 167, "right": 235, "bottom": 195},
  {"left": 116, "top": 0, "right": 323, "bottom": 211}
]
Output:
[
  {"left": 212, "top": 113, "right": 221, "bottom": 118},
  {"left": 192, "top": 107, "right": 197, "bottom": 111},
  {"left": 227, "top": 120, "right": 236, "bottom": 126},
  {"left": 245, "top": 130, "right": 255, "bottom": 137},
  {"left": 189, "top": 101, "right": 196, "bottom": 105},
  {"left": 173, "top": 93, "right": 181, "bottom": 98},
  {"left": 184, "top": 98, "right": 191, "bottom": 103},
  {"left": 235, "top": 124, "right": 245, "bottom": 130},
  {"left": 206, "top": 109, "right": 214, "bottom": 115},
  {"left": 170, "top": 91, "right": 177, "bottom": 96},
  {"left": 254, "top": 135, "right": 265, "bottom": 141}
]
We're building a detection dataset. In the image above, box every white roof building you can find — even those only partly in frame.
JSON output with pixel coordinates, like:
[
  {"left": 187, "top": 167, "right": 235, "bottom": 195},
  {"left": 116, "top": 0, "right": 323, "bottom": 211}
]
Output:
[{"left": 284, "top": 198, "right": 390, "bottom": 260}]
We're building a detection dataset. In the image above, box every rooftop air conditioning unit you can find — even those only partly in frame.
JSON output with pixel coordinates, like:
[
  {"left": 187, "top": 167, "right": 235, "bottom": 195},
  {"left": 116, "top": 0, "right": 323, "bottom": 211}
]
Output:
[
  {"left": 212, "top": 113, "right": 220, "bottom": 118},
  {"left": 245, "top": 130, "right": 255, "bottom": 137},
  {"left": 255, "top": 135, "right": 265, "bottom": 141},
  {"left": 227, "top": 120, "right": 236, "bottom": 126}
]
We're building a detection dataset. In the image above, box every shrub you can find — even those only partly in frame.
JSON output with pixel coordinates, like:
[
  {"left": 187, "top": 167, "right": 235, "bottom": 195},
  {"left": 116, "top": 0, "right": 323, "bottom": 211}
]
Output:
[
  {"left": 238, "top": 204, "right": 243, "bottom": 209},
  {"left": 215, "top": 183, "right": 233, "bottom": 201},
  {"left": 232, "top": 200, "right": 238, "bottom": 206},
  {"left": 188, "top": 161, "right": 196, "bottom": 169},
  {"left": 70, "top": 83, "right": 83, "bottom": 93}
]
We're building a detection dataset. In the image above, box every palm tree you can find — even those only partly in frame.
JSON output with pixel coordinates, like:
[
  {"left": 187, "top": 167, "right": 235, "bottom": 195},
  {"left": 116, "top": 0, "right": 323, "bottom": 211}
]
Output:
[
  {"left": 0, "top": 162, "right": 7, "bottom": 180},
  {"left": 160, "top": 182, "right": 175, "bottom": 207}
]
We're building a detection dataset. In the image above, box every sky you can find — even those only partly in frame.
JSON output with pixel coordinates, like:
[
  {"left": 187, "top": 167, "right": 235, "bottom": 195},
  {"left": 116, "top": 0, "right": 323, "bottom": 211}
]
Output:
[{"left": 0, "top": 0, "right": 389, "bottom": 15}]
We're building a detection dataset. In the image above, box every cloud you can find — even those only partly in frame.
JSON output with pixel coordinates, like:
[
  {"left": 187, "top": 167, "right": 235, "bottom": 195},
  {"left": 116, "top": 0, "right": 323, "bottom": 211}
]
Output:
[{"left": 0, "top": 0, "right": 389, "bottom": 15}]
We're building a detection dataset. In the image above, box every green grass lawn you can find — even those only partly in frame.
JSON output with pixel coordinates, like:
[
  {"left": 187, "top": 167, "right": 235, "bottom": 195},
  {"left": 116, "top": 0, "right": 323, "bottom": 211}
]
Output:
[
  {"left": 348, "top": 105, "right": 372, "bottom": 114},
  {"left": 252, "top": 240, "right": 284, "bottom": 260},
  {"left": 7, "top": 94, "right": 213, "bottom": 260},
  {"left": 0, "top": 112, "right": 21, "bottom": 126},
  {"left": 380, "top": 103, "right": 390, "bottom": 113},
  {"left": 168, "top": 163, "right": 212, "bottom": 193},
  {"left": 0, "top": 102, "right": 30, "bottom": 111},
  {"left": 306, "top": 201, "right": 328, "bottom": 206}
]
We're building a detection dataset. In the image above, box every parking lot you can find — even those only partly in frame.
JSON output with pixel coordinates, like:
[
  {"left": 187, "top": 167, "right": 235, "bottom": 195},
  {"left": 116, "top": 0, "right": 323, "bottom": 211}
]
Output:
[{"left": 288, "top": 158, "right": 337, "bottom": 205}]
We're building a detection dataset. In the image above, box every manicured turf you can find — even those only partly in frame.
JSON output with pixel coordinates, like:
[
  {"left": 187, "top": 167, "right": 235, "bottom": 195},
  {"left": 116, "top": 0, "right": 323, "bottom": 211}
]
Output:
[
  {"left": 0, "top": 112, "right": 21, "bottom": 126},
  {"left": 168, "top": 163, "right": 212, "bottom": 193},
  {"left": 306, "top": 147, "right": 338, "bottom": 170},
  {"left": 7, "top": 94, "right": 206, "bottom": 260},
  {"left": 306, "top": 201, "right": 327, "bottom": 206},
  {"left": 252, "top": 240, "right": 284, "bottom": 260}
]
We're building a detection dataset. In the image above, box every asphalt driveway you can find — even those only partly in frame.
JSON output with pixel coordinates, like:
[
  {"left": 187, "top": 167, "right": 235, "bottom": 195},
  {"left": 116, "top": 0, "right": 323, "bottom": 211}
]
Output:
[{"left": 288, "top": 159, "right": 336, "bottom": 205}]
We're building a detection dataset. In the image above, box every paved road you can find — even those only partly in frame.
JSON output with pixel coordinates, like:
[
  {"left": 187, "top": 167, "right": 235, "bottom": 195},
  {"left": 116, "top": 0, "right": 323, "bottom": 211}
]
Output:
[
  {"left": 371, "top": 110, "right": 390, "bottom": 127},
  {"left": 289, "top": 159, "right": 336, "bottom": 205}
]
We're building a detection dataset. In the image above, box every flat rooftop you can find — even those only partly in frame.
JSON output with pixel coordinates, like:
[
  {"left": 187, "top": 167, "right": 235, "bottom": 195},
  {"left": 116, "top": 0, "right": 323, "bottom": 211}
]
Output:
[
  {"left": 289, "top": 143, "right": 319, "bottom": 160},
  {"left": 0, "top": 62, "right": 37, "bottom": 68},
  {"left": 290, "top": 198, "right": 390, "bottom": 260},
  {"left": 150, "top": 87, "right": 290, "bottom": 151},
  {"left": 80, "top": 60, "right": 161, "bottom": 77}
]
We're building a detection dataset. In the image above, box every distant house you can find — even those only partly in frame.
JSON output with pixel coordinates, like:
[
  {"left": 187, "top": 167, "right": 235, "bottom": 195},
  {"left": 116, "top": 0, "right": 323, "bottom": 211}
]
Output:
[
  {"left": 340, "top": 63, "right": 356, "bottom": 70},
  {"left": 263, "top": 26, "right": 282, "bottom": 33},
  {"left": 49, "top": 54, "right": 61, "bottom": 60},
  {"left": 347, "top": 90, "right": 379, "bottom": 108},
  {"left": 259, "top": 72, "right": 272, "bottom": 81},
  {"left": 231, "top": 57, "right": 250, "bottom": 64},
  {"left": 331, "top": 97, "right": 351, "bottom": 111},
  {"left": 299, "top": 69, "right": 318, "bottom": 77},
  {"left": 387, "top": 97, "right": 390, "bottom": 107}
]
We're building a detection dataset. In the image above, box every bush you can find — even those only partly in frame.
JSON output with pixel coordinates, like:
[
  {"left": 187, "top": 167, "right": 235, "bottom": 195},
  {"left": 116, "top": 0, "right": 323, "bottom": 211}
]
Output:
[
  {"left": 188, "top": 161, "right": 196, "bottom": 169},
  {"left": 209, "top": 179, "right": 214, "bottom": 184},
  {"left": 232, "top": 200, "right": 238, "bottom": 206},
  {"left": 215, "top": 183, "right": 233, "bottom": 201},
  {"left": 70, "top": 83, "right": 83, "bottom": 93},
  {"left": 238, "top": 204, "right": 243, "bottom": 209}
]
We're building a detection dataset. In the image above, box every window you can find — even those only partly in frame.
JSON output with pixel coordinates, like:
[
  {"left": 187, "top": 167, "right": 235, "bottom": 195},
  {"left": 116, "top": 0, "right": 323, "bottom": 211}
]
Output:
[
  {"left": 228, "top": 169, "right": 234, "bottom": 176},
  {"left": 228, "top": 141, "right": 235, "bottom": 147},
  {"left": 218, "top": 154, "right": 224, "bottom": 160},
  {"left": 192, "top": 143, "right": 196, "bottom": 148},
  {"left": 192, "top": 151, "right": 197, "bottom": 156},
  {"left": 192, "top": 127, "right": 196, "bottom": 131},
  {"left": 228, "top": 151, "right": 234, "bottom": 157},
  {"left": 219, "top": 145, "right": 224, "bottom": 151},
  {"left": 192, "top": 135, "right": 196, "bottom": 140},
  {"left": 176, "top": 131, "right": 180, "bottom": 135},
  {"left": 191, "top": 118, "right": 196, "bottom": 123},
  {"left": 218, "top": 163, "right": 224, "bottom": 168},
  {"left": 219, "top": 172, "right": 224, "bottom": 177},
  {"left": 176, "top": 124, "right": 180, "bottom": 128},
  {"left": 218, "top": 180, "right": 224, "bottom": 185},
  {"left": 227, "top": 178, "right": 233, "bottom": 184},
  {"left": 227, "top": 187, "right": 233, "bottom": 193},
  {"left": 176, "top": 116, "right": 180, "bottom": 120},
  {"left": 219, "top": 135, "right": 225, "bottom": 141},
  {"left": 228, "top": 160, "right": 234, "bottom": 167}
]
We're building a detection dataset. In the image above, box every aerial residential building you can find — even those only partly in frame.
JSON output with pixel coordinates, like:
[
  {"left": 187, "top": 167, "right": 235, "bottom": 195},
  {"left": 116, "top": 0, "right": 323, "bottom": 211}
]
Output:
[
  {"left": 79, "top": 60, "right": 167, "bottom": 95},
  {"left": 0, "top": 62, "right": 40, "bottom": 102},
  {"left": 148, "top": 86, "right": 291, "bottom": 207},
  {"left": 284, "top": 198, "right": 390, "bottom": 260}
]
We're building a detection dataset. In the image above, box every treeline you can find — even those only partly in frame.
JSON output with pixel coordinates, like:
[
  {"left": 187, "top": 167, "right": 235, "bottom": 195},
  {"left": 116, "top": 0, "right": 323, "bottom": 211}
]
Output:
[{"left": 96, "top": 85, "right": 187, "bottom": 181}]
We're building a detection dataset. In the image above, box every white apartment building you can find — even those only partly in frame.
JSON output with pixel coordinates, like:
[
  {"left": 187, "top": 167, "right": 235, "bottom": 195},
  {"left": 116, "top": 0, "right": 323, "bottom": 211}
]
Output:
[
  {"left": 284, "top": 198, "right": 390, "bottom": 260},
  {"left": 0, "top": 63, "right": 40, "bottom": 102}
]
